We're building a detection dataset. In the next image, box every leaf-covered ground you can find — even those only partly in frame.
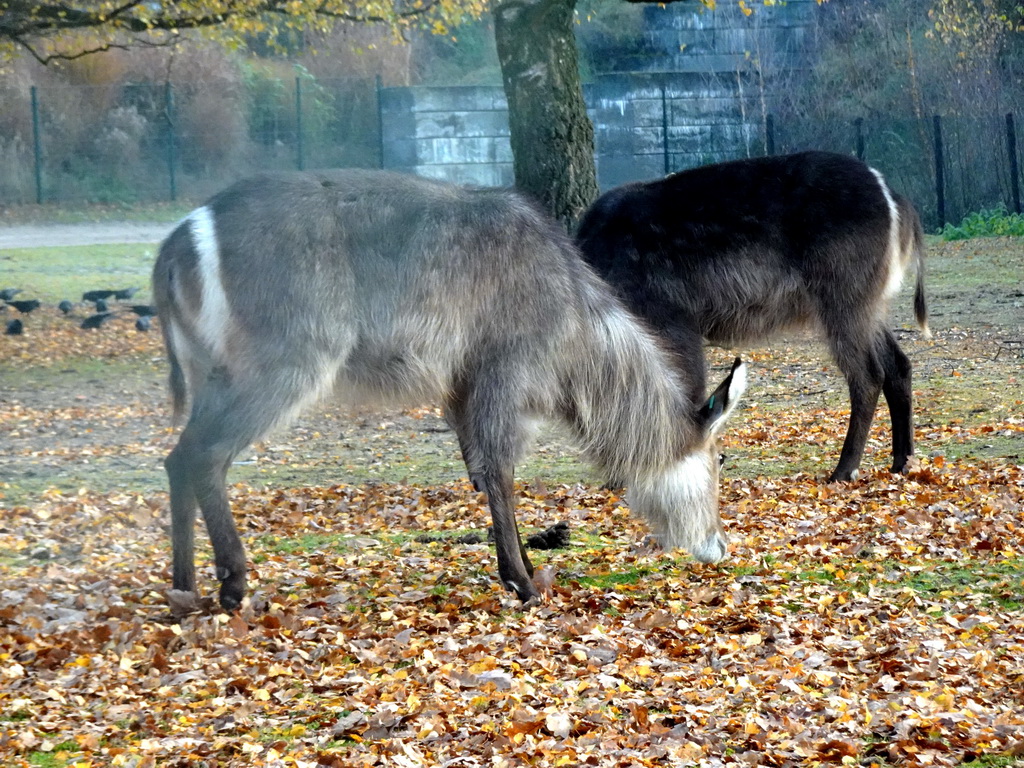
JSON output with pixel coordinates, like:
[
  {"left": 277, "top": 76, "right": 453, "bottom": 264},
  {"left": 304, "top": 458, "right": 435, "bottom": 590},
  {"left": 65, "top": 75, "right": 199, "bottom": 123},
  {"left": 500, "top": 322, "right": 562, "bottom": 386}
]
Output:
[{"left": 1, "top": 237, "right": 1022, "bottom": 767}]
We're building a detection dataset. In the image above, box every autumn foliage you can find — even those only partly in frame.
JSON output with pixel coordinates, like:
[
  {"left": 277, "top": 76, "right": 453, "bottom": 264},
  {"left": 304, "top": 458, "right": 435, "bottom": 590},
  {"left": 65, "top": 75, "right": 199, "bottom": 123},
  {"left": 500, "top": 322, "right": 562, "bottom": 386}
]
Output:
[{"left": 2, "top": 256, "right": 1024, "bottom": 767}]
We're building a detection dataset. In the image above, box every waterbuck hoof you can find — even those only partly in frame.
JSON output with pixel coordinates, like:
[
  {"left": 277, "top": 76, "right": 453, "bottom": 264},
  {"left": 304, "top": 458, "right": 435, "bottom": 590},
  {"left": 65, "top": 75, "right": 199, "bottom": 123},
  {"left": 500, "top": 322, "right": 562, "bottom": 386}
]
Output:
[
  {"left": 219, "top": 588, "right": 244, "bottom": 613},
  {"left": 217, "top": 567, "right": 247, "bottom": 612},
  {"left": 167, "top": 589, "right": 203, "bottom": 618},
  {"left": 890, "top": 456, "right": 913, "bottom": 475},
  {"left": 828, "top": 468, "right": 860, "bottom": 483},
  {"left": 504, "top": 578, "right": 541, "bottom": 605}
]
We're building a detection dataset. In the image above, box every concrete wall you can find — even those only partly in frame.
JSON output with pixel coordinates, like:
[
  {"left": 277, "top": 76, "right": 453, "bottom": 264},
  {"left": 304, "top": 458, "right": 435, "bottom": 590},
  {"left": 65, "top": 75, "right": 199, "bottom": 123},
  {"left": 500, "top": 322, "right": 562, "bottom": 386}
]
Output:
[
  {"left": 588, "top": 72, "right": 758, "bottom": 188},
  {"left": 379, "top": 86, "right": 514, "bottom": 188},
  {"left": 583, "top": 0, "right": 820, "bottom": 75},
  {"left": 377, "top": 2, "right": 822, "bottom": 189},
  {"left": 635, "top": 0, "right": 819, "bottom": 73},
  {"left": 379, "top": 73, "right": 758, "bottom": 191}
]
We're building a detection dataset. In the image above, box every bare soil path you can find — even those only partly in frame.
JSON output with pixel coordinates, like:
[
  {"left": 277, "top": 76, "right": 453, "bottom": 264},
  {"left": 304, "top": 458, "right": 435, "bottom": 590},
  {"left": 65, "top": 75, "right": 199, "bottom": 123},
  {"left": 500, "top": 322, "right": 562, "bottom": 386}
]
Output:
[{"left": 0, "top": 222, "right": 173, "bottom": 249}]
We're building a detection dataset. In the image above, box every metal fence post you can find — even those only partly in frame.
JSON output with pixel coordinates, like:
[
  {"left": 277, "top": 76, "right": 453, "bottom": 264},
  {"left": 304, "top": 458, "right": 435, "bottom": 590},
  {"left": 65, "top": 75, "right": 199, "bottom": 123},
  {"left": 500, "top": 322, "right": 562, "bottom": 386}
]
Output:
[
  {"left": 661, "top": 80, "right": 670, "bottom": 175},
  {"left": 1007, "top": 113, "right": 1020, "bottom": 215},
  {"left": 854, "top": 117, "right": 865, "bottom": 160},
  {"left": 164, "top": 81, "right": 177, "bottom": 202},
  {"left": 30, "top": 86, "right": 43, "bottom": 204},
  {"left": 376, "top": 75, "right": 386, "bottom": 169},
  {"left": 933, "top": 115, "right": 945, "bottom": 227},
  {"left": 295, "top": 76, "right": 305, "bottom": 171}
]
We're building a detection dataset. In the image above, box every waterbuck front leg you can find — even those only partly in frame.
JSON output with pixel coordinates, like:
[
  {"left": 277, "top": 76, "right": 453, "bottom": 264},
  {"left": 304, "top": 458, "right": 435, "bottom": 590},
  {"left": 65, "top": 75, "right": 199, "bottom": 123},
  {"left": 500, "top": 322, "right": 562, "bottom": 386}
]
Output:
[
  {"left": 878, "top": 328, "right": 915, "bottom": 474},
  {"left": 444, "top": 397, "right": 487, "bottom": 492},
  {"left": 446, "top": 378, "right": 539, "bottom": 604}
]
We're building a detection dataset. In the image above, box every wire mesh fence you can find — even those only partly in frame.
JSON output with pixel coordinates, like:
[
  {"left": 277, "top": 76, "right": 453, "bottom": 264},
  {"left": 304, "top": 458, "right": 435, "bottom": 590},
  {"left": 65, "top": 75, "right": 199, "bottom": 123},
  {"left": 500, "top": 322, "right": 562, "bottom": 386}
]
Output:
[
  {"left": 767, "top": 112, "right": 1020, "bottom": 231},
  {"left": 1, "top": 77, "right": 383, "bottom": 207},
  {"left": 2, "top": 76, "right": 1022, "bottom": 233}
]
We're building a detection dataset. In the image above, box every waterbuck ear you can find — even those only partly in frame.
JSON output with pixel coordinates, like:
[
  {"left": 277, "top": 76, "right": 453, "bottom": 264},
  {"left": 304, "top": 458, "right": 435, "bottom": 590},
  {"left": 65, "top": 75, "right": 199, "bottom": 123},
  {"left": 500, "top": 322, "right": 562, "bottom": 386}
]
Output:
[{"left": 700, "top": 357, "right": 747, "bottom": 438}]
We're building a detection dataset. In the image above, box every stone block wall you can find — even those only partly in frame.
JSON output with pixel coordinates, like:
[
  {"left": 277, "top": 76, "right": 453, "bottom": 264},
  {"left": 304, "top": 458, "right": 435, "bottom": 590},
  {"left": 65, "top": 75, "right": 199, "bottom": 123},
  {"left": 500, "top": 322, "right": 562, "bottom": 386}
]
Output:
[
  {"left": 379, "top": 86, "right": 514, "bottom": 188},
  {"left": 379, "top": 73, "right": 758, "bottom": 192}
]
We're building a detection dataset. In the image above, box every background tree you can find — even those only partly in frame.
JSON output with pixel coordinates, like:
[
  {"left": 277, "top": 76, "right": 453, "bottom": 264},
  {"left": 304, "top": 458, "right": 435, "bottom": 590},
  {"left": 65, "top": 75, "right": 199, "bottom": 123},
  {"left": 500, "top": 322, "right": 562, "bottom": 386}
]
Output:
[{"left": 494, "top": 0, "right": 598, "bottom": 224}]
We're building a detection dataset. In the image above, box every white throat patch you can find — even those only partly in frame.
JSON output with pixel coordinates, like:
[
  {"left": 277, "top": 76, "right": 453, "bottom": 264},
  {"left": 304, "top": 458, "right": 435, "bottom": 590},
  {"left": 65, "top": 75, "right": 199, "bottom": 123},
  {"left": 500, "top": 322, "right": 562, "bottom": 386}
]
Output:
[{"left": 628, "top": 452, "right": 716, "bottom": 553}]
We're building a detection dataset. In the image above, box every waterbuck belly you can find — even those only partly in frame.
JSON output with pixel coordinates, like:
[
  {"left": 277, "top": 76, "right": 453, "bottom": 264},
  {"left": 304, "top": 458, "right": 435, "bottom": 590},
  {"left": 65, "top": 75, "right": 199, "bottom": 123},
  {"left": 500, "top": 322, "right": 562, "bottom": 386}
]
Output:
[{"left": 651, "top": 255, "right": 813, "bottom": 347}]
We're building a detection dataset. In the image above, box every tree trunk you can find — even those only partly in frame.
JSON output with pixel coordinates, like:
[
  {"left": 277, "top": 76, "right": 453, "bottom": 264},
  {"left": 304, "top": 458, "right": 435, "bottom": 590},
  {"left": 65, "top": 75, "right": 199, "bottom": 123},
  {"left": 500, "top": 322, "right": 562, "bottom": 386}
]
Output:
[{"left": 494, "top": 0, "right": 599, "bottom": 229}]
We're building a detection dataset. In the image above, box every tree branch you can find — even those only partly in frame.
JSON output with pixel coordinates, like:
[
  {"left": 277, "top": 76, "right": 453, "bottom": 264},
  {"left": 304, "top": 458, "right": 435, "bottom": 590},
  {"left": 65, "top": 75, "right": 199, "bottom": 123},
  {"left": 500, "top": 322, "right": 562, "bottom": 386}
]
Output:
[
  {"left": 2, "top": 0, "right": 449, "bottom": 40},
  {"left": 310, "top": 0, "right": 442, "bottom": 24}
]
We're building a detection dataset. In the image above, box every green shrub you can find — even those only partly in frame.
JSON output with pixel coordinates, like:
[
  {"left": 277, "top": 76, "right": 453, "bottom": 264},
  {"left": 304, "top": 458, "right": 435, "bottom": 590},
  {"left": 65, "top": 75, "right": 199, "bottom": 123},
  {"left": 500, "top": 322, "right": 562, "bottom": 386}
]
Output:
[{"left": 939, "top": 204, "right": 1024, "bottom": 240}]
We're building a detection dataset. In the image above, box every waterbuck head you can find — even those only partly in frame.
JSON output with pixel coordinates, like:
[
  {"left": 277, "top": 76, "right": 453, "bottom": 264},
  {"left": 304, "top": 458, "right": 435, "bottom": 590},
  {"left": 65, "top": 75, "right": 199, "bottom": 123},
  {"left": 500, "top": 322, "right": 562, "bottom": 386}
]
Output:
[{"left": 627, "top": 357, "right": 747, "bottom": 563}]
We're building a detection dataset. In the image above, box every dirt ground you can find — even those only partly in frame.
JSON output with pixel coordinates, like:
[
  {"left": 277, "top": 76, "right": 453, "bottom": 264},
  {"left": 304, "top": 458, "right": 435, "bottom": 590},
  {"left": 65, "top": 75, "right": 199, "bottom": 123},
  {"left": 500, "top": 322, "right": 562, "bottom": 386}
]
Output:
[
  {"left": 1, "top": 226, "right": 1022, "bottom": 510},
  {"left": 0, "top": 222, "right": 174, "bottom": 249}
]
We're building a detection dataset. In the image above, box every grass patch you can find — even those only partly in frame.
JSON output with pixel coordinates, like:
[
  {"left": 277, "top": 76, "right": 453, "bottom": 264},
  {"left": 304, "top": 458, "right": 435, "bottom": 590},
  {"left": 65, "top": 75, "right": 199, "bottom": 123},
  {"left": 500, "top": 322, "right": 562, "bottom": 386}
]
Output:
[
  {"left": 897, "top": 559, "right": 1024, "bottom": 609},
  {"left": 576, "top": 566, "right": 652, "bottom": 589},
  {"left": 3, "top": 201, "right": 194, "bottom": 225},
  {"left": 1, "top": 354, "right": 164, "bottom": 384},
  {"left": 0, "top": 243, "right": 157, "bottom": 304},
  {"left": 254, "top": 532, "right": 357, "bottom": 557},
  {"left": 27, "top": 742, "right": 81, "bottom": 767},
  {"left": 792, "top": 557, "right": 1024, "bottom": 610},
  {"left": 959, "top": 756, "right": 1023, "bottom": 768}
]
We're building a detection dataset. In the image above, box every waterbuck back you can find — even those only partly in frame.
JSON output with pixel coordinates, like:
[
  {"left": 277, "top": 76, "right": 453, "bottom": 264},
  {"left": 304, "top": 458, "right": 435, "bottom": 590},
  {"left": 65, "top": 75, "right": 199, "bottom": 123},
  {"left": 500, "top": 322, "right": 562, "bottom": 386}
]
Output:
[
  {"left": 153, "top": 169, "right": 747, "bottom": 613},
  {"left": 575, "top": 150, "right": 929, "bottom": 482}
]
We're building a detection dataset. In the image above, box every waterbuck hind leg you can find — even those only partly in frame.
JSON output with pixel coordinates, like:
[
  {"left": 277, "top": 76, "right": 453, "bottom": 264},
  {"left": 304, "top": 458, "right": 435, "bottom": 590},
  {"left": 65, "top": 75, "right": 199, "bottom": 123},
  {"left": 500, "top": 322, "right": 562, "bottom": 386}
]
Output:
[
  {"left": 829, "top": 339, "right": 886, "bottom": 482},
  {"left": 169, "top": 368, "right": 319, "bottom": 611},
  {"left": 166, "top": 445, "right": 199, "bottom": 595},
  {"left": 168, "top": 423, "right": 251, "bottom": 611},
  {"left": 878, "top": 328, "right": 915, "bottom": 473}
]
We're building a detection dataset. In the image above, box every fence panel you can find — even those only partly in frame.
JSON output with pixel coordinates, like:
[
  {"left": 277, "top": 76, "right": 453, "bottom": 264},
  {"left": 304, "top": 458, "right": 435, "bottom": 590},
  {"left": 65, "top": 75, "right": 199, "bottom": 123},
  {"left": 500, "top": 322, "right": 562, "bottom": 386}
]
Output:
[
  {"left": 1, "top": 76, "right": 1022, "bottom": 233},
  {"left": 0, "top": 77, "right": 381, "bottom": 207}
]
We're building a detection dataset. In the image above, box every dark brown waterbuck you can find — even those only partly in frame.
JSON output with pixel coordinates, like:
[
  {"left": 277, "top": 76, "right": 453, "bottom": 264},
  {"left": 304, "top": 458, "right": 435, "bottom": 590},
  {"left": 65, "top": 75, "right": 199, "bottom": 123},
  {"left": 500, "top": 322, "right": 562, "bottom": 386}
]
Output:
[
  {"left": 575, "top": 151, "right": 930, "bottom": 482},
  {"left": 153, "top": 169, "right": 747, "bottom": 611}
]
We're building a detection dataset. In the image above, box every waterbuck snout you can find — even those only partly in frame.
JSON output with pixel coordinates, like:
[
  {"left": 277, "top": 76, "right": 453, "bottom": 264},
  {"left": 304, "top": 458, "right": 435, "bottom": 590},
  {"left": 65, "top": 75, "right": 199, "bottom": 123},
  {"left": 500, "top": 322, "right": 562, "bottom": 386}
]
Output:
[{"left": 576, "top": 150, "right": 930, "bottom": 483}]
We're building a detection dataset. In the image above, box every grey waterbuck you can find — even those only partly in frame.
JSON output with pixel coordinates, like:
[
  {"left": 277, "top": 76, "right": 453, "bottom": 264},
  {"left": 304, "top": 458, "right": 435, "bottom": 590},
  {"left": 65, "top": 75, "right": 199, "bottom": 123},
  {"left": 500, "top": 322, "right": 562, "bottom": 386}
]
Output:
[
  {"left": 575, "top": 150, "right": 930, "bottom": 483},
  {"left": 153, "top": 169, "right": 747, "bottom": 611}
]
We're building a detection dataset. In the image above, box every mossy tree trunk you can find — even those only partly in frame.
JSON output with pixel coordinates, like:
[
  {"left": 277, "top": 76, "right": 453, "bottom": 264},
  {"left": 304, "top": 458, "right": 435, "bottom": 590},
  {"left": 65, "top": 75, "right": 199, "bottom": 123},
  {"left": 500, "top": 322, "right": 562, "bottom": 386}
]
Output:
[{"left": 494, "top": 0, "right": 599, "bottom": 229}]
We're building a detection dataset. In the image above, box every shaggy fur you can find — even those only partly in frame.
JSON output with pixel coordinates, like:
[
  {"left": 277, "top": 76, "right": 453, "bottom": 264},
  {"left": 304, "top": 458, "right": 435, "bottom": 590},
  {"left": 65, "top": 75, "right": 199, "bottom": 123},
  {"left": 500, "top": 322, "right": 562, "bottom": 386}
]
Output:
[
  {"left": 576, "top": 151, "right": 929, "bottom": 482},
  {"left": 153, "top": 169, "right": 746, "bottom": 610}
]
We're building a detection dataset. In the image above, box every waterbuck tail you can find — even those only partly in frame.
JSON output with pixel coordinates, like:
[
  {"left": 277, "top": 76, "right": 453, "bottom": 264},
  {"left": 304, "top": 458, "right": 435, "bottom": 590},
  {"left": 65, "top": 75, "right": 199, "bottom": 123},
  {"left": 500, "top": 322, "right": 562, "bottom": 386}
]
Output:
[
  {"left": 152, "top": 214, "right": 204, "bottom": 426},
  {"left": 905, "top": 197, "right": 930, "bottom": 339},
  {"left": 165, "top": 333, "right": 188, "bottom": 425}
]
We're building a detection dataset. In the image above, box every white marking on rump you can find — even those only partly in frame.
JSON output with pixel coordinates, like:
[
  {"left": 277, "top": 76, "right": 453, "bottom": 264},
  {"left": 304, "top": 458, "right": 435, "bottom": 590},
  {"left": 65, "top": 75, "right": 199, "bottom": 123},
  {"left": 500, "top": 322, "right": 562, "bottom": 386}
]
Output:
[
  {"left": 870, "top": 167, "right": 905, "bottom": 299},
  {"left": 188, "top": 206, "right": 231, "bottom": 358},
  {"left": 628, "top": 452, "right": 724, "bottom": 557}
]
